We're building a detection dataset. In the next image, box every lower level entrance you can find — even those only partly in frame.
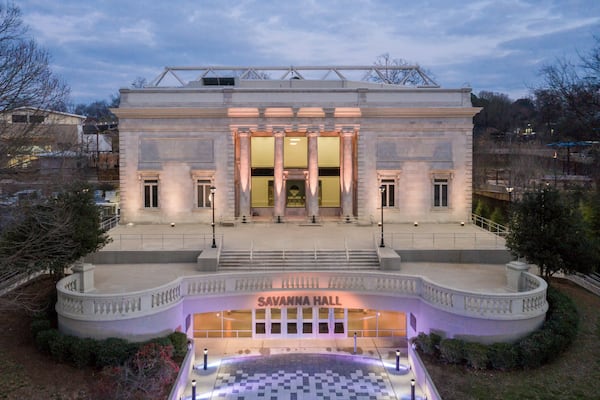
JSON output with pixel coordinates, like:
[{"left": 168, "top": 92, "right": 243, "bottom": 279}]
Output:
[{"left": 193, "top": 308, "right": 407, "bottom": 339}]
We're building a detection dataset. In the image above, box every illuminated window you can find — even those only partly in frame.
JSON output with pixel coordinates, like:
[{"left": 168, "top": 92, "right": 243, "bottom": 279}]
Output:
[
  {"left": 433, "top": 179, "right": 448, "bottom": 207},
  {"left": 143, "top": 180, "right": 158, "bottom": 208},
  {"left": 381, "top": 179, "right": 395, "bottom": 208},
  {"left": 197, "top": 180, "right": 212, "bottom": 208}
]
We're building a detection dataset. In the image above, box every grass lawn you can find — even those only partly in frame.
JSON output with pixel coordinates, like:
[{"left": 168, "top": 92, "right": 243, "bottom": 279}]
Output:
[{"left": 424, "top": 279, "right": 600, "bottom": 400}]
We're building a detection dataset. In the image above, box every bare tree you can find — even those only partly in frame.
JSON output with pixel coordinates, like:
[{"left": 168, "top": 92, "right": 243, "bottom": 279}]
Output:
[
  {"left": 0, "top": 4, "right": 70, "bottom": 176},
  {"left": 372, "top": 53, "right": 437, "bottom": 86},
  {"left": 535, "top": 37, "right": 600, "bottom": 141}
]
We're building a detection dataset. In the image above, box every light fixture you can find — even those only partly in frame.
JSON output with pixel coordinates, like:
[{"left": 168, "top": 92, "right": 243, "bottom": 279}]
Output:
[
  {"left": 170, "top": 222, "right": 175, "bottom": 227},
  {"left": 460, "top": 221, "right": 465, "bottom": 226},
  {"left": 414, "top": 221, "right": 418, "bottom": 227},
  {"left": 210, "top": 186, "right": 216, "bottom": 248},
  {"left": 379, "top": 185, "right": 385, "bottom": 248}
]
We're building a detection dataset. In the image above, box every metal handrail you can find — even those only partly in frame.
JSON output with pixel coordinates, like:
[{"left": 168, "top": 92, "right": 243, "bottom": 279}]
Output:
[{"left": 471, "top": 213, "right": 509, "bottom": 236}]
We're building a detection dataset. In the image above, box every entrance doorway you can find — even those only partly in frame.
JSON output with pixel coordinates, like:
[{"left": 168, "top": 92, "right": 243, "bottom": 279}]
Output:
[
  {"left": 286, "top": 180, "right": 305, "bottom": 208},
  {"left": 253, "top": 307, "right": 347, "bottom": 338},
  {"left": 193, "top": 308, "right": 406, "bottom": 339}
]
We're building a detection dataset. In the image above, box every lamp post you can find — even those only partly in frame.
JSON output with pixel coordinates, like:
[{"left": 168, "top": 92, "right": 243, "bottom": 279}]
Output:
[
  {"left": 411, "top": 378, "right": 415, "bottom": 400},
  {"left": 553, "top": 151, "right": 557, "bottom": 187},
  {"left": 210, "top": 186, "right": 216, "bottom": 248},
  {"left": 191, "top": 379, "right": 196, "bottom": 400},
  {"left": 379, "top": 185, "right": 385, "bottom": 248},
  {"left": 506, "top": 186, "right": 513, "bottom": 203},
  {"left": 203, "top": 348, "right": 208, "bottom": 370},
  {"left": 395, "top": 349, "right": 400, "bottom": 371}
]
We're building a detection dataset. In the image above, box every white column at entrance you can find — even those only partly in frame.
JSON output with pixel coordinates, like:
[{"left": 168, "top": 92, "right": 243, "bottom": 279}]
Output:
[
  {"left": 307, "top": 129, "right": 319, "bottom": 219},
  {"left": 238, "top": 130, "right": 251, "bottom": 218},
  {"left": 341, "top": 129, "right": 354, "bottom": 218},
  {"left": 273, "top": 130, "right": 285, "bottom": 218}
]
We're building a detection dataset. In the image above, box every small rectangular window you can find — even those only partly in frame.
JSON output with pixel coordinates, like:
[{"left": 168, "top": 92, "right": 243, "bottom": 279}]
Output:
[
  {"left": 381, "top": 179, "right": 395, "bottom": 208},
  {"left": 287, "top": 322, "right": 297, "bottom": 334},
  {"left": 197, "top": 180, "right": 212, "bottom": 208},
  {"left": 434, "top": 179, "right": 448, "bottom": 207},
  {"left": 11, "top": 115, "right": 27, "bottom": 123},
  {"left": 144, "top": 180, "right": 158, "bottom": 208}
]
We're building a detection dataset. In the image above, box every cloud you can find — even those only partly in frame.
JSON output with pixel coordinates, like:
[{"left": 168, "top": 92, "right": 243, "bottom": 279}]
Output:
[{"left": 14, "top": 0, "right": 600, "bottom": 104}]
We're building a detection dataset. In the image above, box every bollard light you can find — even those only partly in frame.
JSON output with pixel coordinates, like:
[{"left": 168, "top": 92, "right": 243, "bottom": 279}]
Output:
[
  {"left": 203, "top": 348, "right": 208, "bottom": 370},
  {"left": 191, "top": 379, "right": 196, "bottom": 400},
  {"left": 396, "top": 349, "right": 400, "bottom": 371},
  {"left": 411, "top": 378, "right": 415, "bottom": 400}
]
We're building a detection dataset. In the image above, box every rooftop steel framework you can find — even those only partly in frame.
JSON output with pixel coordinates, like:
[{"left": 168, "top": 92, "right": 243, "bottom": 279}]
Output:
[{"left": 147, "top": 65, "right": 439, "bottom": 88}]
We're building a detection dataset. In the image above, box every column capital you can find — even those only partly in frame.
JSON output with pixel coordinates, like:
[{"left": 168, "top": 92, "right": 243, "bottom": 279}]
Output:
[
  {"left": 307, "top": 126, "right": 320, "bottom": 137},
  {"left": 272, "top": 126, "right": 286, "bottom": 135}
]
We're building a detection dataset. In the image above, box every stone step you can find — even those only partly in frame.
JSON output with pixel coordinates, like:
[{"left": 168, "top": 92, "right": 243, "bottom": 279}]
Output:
[{"left": 218, "top": 249, "right": 380, "bottom": 270}]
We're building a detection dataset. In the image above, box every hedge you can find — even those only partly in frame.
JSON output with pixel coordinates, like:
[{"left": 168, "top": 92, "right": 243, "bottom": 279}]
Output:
[
  {"left": 412, "top": 285, "right": 578, "bottom": 371},
  {"left": 31, "top": 320, "right": 191, "bottom": 370}
]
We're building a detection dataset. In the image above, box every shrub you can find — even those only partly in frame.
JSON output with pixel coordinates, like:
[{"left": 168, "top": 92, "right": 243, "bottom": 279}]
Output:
[
  {"left": 168, "top": 331, "right": 189, "bottom": 359},
  {"left": 49, "top": 334, "right": 77, "bottom": 363},
  {"left": 94, "top": 343, "right": 180, "bottom": 400},
  {"left": 488, "top": 342, "right": 518, "bottom": 371},
  {"left": 71, "top": 337, "right": 98, "bottom": 368},
  {"left": 35, "top": 329, "right": 59, "bottom": 354},
  {"left": 464, "top": 342, "right": 488, "bottom": 370},
  {"left": 439, "top": 338, "right": 465, "bottom": 364},
  {"left": 414, "top": 332, "right": 441, "bottom": 357},
  {"left": 518, "top": 331, "right": 547, "bottom": 369},
  {"left": 31, "top": 319, "right": 52, "bottom": 339},
  {"left": 95, "top": 337, "right": 136, "bottom": 368}
]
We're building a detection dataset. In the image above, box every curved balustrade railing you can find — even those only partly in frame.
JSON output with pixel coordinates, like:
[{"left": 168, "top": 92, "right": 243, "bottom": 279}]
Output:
[{"left": 56, "top": 270, "right": 547, "bottom": 322}]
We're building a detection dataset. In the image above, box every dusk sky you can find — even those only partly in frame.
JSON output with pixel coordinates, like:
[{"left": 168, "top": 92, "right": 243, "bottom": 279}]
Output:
[{"left": 16, "top": 0, "right": 600, "bottom": 105}]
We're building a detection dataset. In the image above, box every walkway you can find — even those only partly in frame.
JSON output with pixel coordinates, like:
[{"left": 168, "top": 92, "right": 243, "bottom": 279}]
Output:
[{"left": 182, "top": 338, "right": 424, "bottom": 400}]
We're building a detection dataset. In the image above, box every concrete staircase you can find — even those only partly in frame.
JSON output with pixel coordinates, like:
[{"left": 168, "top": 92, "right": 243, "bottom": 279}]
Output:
[{"left": 218, "top": 249, "right": 380, "bottom": 270}]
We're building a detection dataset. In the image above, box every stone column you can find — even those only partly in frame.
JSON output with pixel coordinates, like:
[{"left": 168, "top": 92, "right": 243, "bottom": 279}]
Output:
[
  {"left": 307, "top": 129, "right": 319, "bottom": 219},
  {"left": 72, "top": 260, "right": 95, "bottom": 293},
  {"left": 341, "top": 129, "right": 354, "bottom": 218},
  {"left": 273, "top": 130, "right": 285, "bottom": 219},
  {"left": 505, "top": 261, "right": 531, "bottom": 292},
  {"left": 238, "top": 130, "right": 251, "bottom": 218}
]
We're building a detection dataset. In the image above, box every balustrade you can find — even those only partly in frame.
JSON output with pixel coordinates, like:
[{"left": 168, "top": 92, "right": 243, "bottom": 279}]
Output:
[{"left": 56, "top": 270, "right": 548, "bottom": 322}]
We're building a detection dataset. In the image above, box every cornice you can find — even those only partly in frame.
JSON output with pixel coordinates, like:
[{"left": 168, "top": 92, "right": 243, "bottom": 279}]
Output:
[{"left": 112, "top": 106, "right": 482, "bottom": 120}]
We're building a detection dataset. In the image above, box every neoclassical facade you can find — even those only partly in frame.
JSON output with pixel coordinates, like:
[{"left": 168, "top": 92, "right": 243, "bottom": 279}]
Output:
[{"left": 113, "top": 66, "right": 480, "bottom": 224}]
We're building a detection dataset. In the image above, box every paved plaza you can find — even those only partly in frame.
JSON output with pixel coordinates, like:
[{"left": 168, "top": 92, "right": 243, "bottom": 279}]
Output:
[{"left": 183, "top": 338, "right": 423, "bottom": 400}]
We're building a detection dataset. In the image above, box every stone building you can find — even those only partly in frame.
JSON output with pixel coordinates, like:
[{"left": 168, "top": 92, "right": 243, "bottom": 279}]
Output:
[{"left": 113, "top": 66, "right": 480, "bottom": 224}]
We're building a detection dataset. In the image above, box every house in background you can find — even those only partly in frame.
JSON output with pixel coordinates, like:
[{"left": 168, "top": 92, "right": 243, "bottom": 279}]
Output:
[{"left": 0, "top": 107, "right": 119, "bottom": 202}]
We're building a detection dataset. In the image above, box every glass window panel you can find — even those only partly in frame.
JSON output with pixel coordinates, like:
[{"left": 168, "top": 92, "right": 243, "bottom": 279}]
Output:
[
  {"left": 333, "top": 308, "right": 344, "bottom": 319},
  {"left": 319, "top": 308, "right": 329, "bottom": 319},
  {"left": 251, "top": 176, "right": 273, "bottom": 207},
  {"left": 251, "top": 137, "right": 274, "bottom": 167},
  {"left": 270, "top": 308, "right": 281, "bottom": 319},
  {"left": 320, "top": 177, "right": 340, "bottom": 207},
  {"left": 317, "top": 137, "right": 340, "bottom": 167},
  {"left": 255, "top": 309, "right": 265, "bottom": 320},
  {"left": 284, "top": 137, "right": 307, "bottom": 168},
  {"left": 302, "top": 322, "right": 313, "bottom": 334},
  {"left": 334, "top": 322, "right": 345, "bottom": 334},
  {"left": 302, "top": 308, "right": 312, "bottom": 319},
  {"left": 319, "top": 322, "right": 329, "bottom": 334},
  {"left": 271, "top": 322, "right": 281, "bottom": 334},
  {"left": 255, "top": 322, "right": 266, "bottom": 334},
  {"left": 287, "top": 322, "right": 297, "bottom": 334},
  {"left": 287, "top": 308, "right": 297, "bottom": 319}
]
